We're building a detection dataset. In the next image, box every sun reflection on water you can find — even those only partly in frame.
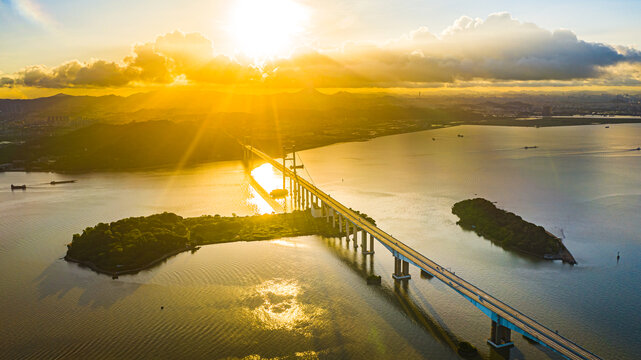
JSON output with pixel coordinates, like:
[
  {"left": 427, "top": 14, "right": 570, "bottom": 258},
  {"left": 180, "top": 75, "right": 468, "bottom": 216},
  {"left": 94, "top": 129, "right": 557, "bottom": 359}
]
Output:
[
  {"left": 247, "top": 185, "right": 275, "bottom": 215},
  {"left": 251, "top": 163, "right": 283, "bottom": 193},
  {"left": 269, "top": 239, "right": 308, "bottom": 248},
  {"left": 247, "top": 279, "right": 321, "bottom": 334},
  {"left": 247, "top": 163, "right": 290, "bottom": 214}
]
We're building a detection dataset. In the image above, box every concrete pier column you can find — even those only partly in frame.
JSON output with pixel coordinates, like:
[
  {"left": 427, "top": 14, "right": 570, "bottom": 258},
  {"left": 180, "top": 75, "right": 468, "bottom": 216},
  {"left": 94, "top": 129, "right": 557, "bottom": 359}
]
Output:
[
  {"left": 300, "top": 186, "right": 304, "bottom": 208},
  {"left": 488, "top": 318, "right": 513, "bottom": 348},
  {"left": 332, "top": 209, "right": 336, "bottom": 228},
  {"left": 361, "top": 231, "right": 374, "bottom": 254},
  {"left": 352, "top": 224, "right": 358, "bottom": 249},
  {"left": 392, "top": 256, "right": 411, "bottom": 280},
  {"left": 361, "top": 232, "right": 367, "bottom": 252},
  {"left": 339, "top": 215, "right": 343, "bottom": 236},
  {"left": 345, "top": 222, "right": 351, "bottom": 244},
  {"left": 303, "top": 189, "right": 307, "bottom": 208}
]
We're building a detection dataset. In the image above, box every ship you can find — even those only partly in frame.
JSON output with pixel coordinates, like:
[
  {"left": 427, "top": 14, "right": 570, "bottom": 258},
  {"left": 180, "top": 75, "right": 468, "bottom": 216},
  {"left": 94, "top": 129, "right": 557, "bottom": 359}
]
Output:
[
  {"left": 50, "top": 180, "right": 76, "bottom": 185},
  {"left": 11, "top": 184, "right": 26, "bottom": 190}
]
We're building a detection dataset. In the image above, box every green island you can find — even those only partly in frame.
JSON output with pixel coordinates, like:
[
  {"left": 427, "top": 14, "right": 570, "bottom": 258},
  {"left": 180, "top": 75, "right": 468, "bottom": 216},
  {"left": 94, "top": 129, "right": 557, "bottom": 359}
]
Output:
[
  {"left": 65, "top": 209, "right": 357, "bottom": 276},
  {"left": 452, "top": 198, "right": 576, "bottom": 264}
]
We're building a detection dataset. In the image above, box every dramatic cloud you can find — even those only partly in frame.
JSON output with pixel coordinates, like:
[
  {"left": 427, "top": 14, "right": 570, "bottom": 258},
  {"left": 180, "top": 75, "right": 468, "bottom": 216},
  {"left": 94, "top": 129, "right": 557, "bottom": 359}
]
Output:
[
  {"left": 2, "top": 13, "right": 641, "bottom": 88},
  {"left": 265, "top": 12, "right": 641, "bottom": 87}
]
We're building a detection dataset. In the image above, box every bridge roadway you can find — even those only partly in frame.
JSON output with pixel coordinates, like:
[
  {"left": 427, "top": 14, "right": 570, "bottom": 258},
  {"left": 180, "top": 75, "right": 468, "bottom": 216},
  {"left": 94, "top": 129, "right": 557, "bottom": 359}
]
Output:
[{"left": 243, "top": 144, "right": 601, "bottom": 360}]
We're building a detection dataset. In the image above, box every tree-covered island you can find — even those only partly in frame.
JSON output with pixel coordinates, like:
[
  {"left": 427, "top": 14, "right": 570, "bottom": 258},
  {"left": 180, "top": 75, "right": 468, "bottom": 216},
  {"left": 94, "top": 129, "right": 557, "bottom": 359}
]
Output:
[
  {"left": 65, "top": 209, "right": 362, "bottom": 276},
  {"left": 452, "top": 198, "right": 576, "bottom": 264}
]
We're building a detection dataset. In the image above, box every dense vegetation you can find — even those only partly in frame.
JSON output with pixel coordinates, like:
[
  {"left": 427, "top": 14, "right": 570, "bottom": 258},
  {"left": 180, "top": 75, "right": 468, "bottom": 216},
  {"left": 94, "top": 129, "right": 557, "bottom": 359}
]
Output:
[
  {"left": 452, "top": 198, "right": 561, "bottom": 256},
  {"left": 350, "top": 208, "right": 376, "bottom": 226},
  {"left": 65, "top": 210, "right": 341, "bottom": 275}
]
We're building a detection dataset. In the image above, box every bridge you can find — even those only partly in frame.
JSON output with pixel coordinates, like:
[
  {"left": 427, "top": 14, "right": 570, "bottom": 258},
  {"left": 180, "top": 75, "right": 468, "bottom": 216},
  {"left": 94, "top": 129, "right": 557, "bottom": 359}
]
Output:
[{"left": 241, "top": 143, "right": 601, "bottom": 360}]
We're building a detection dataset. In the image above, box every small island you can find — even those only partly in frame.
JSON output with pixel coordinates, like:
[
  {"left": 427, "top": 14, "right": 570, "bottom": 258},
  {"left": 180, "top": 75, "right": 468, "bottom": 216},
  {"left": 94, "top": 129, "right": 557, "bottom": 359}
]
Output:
[
  {"left": 65, "top": 210, "right": 350, "bottom": 276},
  {"left": 452, "top": 198, "right": 576, "bottom": 264}
]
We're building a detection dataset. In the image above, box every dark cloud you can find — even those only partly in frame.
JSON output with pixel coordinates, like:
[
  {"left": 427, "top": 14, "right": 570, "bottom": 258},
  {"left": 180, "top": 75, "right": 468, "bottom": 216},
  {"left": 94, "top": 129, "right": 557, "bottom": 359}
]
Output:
[
  {"left": 2, "top": 14, "right": 641, "bottom": 88},
  {"left": 0, "top": 77, "right": 14, "bottom": 87}
]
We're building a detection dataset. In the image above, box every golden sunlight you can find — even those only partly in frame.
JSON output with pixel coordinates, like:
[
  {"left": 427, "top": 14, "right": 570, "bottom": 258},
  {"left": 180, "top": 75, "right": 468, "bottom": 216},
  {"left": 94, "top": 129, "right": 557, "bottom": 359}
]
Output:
[{"left": 228, "top": 0, "right": 308, "bottom": 60}]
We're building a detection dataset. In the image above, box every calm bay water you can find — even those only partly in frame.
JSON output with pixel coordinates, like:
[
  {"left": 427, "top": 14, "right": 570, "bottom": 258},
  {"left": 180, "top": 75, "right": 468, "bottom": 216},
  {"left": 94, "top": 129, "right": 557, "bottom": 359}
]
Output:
[{"left": 1, "top": 124, "right": 640, "bottom": 359}]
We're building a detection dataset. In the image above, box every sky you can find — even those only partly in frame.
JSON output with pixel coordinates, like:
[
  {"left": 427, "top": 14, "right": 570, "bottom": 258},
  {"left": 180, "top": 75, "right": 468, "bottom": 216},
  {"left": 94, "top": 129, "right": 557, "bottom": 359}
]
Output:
[{"left": 1, "top": 0, "right": 641, "bottom": 97}]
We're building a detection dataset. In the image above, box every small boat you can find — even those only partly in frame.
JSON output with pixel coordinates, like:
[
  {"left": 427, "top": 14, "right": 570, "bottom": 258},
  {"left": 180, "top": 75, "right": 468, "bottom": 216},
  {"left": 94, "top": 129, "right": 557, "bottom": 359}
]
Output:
[
  {"left": 11, "top": 184, "right": 26, "bottom": 190},
  {"left": 605, "top": 126, "right": 610, "bottom": 128},
  {"left": 524, "top": 146, "right": 538, "bottom": 149},
  {"left": 50, "top": 180, "right": 76, "bottom": 185},
  {"left": 457, "top": 134, "right": 464, "bottom": 138},
  {"left": 269, "top": 189, "right": 289, "bottom": 198}
]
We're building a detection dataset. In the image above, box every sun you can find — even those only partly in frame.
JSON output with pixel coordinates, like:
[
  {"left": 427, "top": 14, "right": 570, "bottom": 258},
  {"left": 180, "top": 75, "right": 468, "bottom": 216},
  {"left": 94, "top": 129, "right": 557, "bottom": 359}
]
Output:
[{"left": 228, "top": 0, "right": 308, "bottom": 60}]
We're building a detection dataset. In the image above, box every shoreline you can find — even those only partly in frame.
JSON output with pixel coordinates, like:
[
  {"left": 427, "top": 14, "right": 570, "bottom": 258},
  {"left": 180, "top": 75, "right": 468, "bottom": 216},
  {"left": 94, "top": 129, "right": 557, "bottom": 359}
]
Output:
[
  {"left": 452, "top": 198, "right": 578, "bottom": 265},
  {"left": 64, "top": 246, "right": 197, "bottom": 276},
  {"left": 63, "top": 211, "right": 346, "bottom": 277},
  {"left": 4, "top": 119, "right": 641, "bottom": 175}
]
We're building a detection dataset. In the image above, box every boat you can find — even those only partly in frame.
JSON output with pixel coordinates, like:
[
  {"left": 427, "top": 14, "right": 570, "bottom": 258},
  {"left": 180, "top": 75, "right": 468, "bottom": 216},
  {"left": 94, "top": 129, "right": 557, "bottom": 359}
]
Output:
[
  {"left": 11, "top": 184, "right": 26, "bottom": 190},
  {"left": 524, "top": 146, "right": 538, "bottom": 149},
  {"left": 50, "top": 180, "right": 76, "bottom": 185},
  {"left": 457, "top": 134, "right": 464, "bottom": 138},
  {"left": 269, "top": 189, "right": 289, "bottom": 198},
  {"left": 605, "top": 125, "right": 610, "bottom": 128}
]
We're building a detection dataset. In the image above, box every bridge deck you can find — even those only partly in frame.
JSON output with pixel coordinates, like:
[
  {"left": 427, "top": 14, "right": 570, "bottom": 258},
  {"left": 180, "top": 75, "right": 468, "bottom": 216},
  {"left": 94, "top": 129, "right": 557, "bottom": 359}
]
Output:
[{"left": 244, "top": 144, "right": 601, "bottom": 360}]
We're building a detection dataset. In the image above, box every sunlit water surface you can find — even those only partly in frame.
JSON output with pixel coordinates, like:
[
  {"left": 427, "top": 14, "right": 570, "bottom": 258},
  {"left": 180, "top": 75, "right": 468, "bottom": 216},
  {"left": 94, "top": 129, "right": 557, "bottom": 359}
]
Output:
[{"left": 1, "top": 124, "right": 640, "bottom": 359}]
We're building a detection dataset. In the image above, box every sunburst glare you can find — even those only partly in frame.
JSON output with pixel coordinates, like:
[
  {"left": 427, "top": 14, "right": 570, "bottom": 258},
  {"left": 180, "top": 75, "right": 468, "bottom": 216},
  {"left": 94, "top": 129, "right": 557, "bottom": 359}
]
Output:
[{"left": 228, "top": 0, "right": 309, "bottom": 61}]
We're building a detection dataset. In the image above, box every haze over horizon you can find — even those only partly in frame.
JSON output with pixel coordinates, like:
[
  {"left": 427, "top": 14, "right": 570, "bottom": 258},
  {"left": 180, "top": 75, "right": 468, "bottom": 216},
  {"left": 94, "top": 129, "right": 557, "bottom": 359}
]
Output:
[{"left": 1, "top": 0, "right": 641, "bottom": 98}]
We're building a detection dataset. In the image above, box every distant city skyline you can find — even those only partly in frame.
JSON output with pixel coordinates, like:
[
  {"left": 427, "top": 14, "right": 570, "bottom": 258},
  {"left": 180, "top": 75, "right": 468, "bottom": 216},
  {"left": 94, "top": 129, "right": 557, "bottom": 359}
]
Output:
[{"left": 1, "top": 0, "right": 641, "bottom": 97}]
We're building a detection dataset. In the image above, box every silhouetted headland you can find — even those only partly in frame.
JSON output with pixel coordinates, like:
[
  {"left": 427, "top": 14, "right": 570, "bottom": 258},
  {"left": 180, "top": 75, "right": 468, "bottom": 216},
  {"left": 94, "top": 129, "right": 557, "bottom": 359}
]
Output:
[{"left": 452, "top": 198, "right": 576, "bottom": 264}]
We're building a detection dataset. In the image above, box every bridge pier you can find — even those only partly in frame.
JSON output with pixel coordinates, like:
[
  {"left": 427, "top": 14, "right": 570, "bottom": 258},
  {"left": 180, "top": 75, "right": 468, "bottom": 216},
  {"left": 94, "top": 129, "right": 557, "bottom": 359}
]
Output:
[
  {"left": 488, "top": 318, "right": 514, "bottom": 348},
  {"left": 345, "top": 222, "right": 352, "bottom": 244},
  {"left": 362, "top": 231, "right": 374, "bottom": 254},
  {"left": 303, "top": 188, "right": 309, "bottom": 210},
  {"left": 360, "top": 230, "right": 367, "bottom": 252},
  {"left": 392, "top": 256, "right": 411, "bottom": 280},
  {"left": 303, "top": 188, "right": 307, "bottom": 209},
  {"left": 352, "top": 223, "right": 358, "bottom": 249}
]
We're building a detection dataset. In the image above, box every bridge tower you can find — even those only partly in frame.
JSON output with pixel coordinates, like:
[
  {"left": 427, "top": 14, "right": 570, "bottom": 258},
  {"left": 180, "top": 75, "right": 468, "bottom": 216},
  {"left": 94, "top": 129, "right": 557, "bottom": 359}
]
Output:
[{"left": 287, "top": 146, "right": 304, "bottom": 209}]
